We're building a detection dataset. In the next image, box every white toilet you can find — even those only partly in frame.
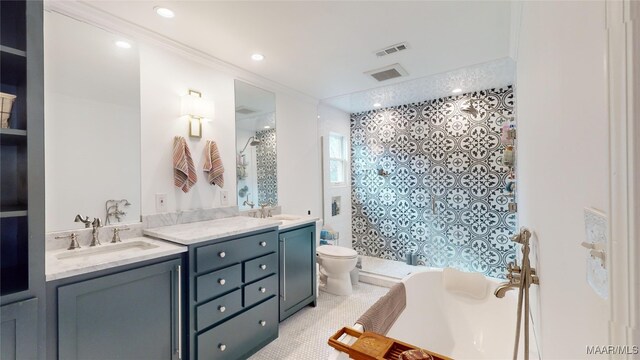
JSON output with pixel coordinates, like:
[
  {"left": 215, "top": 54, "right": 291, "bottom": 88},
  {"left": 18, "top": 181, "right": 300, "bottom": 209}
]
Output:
[{"left": 317, "top": 245, "right": 358, "bottom": 296}]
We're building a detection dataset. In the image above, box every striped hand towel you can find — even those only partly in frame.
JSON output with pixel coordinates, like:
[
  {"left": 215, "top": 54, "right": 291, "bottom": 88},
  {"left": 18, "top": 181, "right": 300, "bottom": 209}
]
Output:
[
  {"left": 203, "top": 140, "right": 224, "bottom": 188},
  {"left": 173, "top": 136, "right": 197, "bottom": 193}
]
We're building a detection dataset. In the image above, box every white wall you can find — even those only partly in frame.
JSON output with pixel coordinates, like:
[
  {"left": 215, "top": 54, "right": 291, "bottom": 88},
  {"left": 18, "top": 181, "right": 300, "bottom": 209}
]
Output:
[
  {"left": 318, "top": 104, "right": 352, "bottom": 247},
  {"left": 515, "top": 1, "right": 609, "bottom": 358},
  {"left": 139, "top": 45, "right": 235, "bottom": 214},
  {"left": 139, "top": 44, "right": 321, "bottom": 217}
]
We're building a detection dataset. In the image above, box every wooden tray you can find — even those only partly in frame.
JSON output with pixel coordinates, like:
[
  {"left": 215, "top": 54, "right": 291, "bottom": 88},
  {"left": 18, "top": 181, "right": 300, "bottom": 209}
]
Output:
[{"left": 328, "top": 327, "right": 452, "bottom": 360}]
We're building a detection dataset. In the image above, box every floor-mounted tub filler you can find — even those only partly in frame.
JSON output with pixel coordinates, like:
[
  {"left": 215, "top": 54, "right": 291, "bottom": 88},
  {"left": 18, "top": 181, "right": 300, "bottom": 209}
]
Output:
[{"left": 329, "top": 267, "right": 540, "bottom": 360}]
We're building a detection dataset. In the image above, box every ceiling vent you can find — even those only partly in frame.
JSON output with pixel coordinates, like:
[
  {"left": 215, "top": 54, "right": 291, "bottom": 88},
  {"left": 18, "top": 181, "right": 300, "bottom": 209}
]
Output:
[
  {"left": 365, "top": 63, "right": 409, "bottom": 82},
  {"left": 374, "top": 42, "right": 410, "bottom": 57},
  {"left": 235, "top": 106, "right": 257, "bottom": 115}
]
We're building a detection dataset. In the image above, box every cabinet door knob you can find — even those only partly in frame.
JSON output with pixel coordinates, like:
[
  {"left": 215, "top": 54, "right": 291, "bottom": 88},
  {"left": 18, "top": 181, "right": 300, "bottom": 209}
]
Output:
[
  {"left": 219, "top": 251, "right": 226, "bottom": 258},
  {"left": 219, "top": 344, "right": 226, "bottom": 351},
  {"left": 259, "top": 287, "right": 266, "bottom": 293},
  {"left": 260, "top": 264, "right": 267, "bottom": 270},
  {"left": 218, "top": 305, "right": 226, "bottom": 313},
  {"left": 218, "top": 278, "right": 226, "bottom": 285},
  {"left": 259, "top": 241, "right": 267, "bottom": 247},
  {"left": 259, "top": 320, "right": 266, "bottom": 327}
]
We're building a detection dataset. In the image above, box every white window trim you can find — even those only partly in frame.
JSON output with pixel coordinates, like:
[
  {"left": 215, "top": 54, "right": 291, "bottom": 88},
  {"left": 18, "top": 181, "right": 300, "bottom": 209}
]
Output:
[{"left": 328, "top": 132, "right": 348, "bottom": 187}]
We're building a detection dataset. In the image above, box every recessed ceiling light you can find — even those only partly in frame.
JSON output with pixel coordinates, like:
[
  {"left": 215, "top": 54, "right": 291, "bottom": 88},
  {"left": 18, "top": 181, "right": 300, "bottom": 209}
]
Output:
[
  {"left": 373, "top": 103, "right": 382, "bottom": 108},
  {"left": 251, "top": 53, "right": 265, "bottom": 61},
  {"left": 452, "top": 88, "right": 462, "bottom": 94},
  {"left": 264, "top": 125, "right": 271, "bottom": 129},
  {"left": 115, "top": 40, "right": 132, "bottom": 49},
  {"left": 154, "top": 7, "right": 175, "bottom": 18}
]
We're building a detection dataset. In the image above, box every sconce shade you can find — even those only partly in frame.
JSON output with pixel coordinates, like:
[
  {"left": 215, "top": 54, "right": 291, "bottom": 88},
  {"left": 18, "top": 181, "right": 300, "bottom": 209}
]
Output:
[{"left": 181, "top": 93, "right": 215, "bottom": 120}]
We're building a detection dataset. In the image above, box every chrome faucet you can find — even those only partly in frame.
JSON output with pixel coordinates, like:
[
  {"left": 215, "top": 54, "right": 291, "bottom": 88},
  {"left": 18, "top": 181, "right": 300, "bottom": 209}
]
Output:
[
  {"left": 105, "top": 199, "right": 131, "bottom": 225},
  {"left": 259, "top": 203, "right": 269, "bottom": 218},
  {"left": 56, "top": 232, "right": 80, "bottom": 250},
  {"left": 494, "top": 261, "right": 524, "bottom": 298},
  {"left": 74, "top": 214, "right": 91, "bottom": 228},
  {"left": 243, "top": 195, "right": 255, "bottom": 209},
  {"left": 494, "top": 227, "right": 539, "bottom": 360},
  {"left": 90, "top": 218, "right": 102, "bottom": 247}
]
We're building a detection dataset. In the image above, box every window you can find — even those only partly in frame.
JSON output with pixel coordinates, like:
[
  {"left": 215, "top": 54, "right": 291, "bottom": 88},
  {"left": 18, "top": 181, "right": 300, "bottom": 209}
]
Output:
[{"left": 329, "top": 133, "right": 348, "bottom": 185}]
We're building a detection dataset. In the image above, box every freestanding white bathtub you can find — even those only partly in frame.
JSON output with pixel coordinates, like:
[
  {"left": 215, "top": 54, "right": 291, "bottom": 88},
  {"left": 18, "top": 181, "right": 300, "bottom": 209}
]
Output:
[{"left": 331, "top": 269, "right": 539, "bottom": 360}]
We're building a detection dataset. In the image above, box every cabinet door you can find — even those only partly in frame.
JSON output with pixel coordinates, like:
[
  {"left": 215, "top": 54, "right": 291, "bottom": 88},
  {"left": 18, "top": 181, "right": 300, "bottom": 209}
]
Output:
[
  {"left": 279, "top": 225, "right": 316, "bottom": 321},
  {"left": 58, "top": 259, "right": 182, "bottom": 360},
  {"left": 1, "top": 298, "right": 38, "bottom": 360}
]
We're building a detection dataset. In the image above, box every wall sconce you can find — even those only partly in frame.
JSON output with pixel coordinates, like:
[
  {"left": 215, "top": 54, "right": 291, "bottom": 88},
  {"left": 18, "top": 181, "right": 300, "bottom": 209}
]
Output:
[{"left": 181, "top": 90, "right": 215, "bottom": 138}]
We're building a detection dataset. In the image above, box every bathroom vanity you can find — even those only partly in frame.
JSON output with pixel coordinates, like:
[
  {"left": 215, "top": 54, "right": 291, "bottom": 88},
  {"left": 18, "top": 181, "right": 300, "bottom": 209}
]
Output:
[
  {"left": 43, "top": 212, "right": 317, "bottom": 360},
  {"left": 279, "top": 223, "right": 317, "bottom": 321},
  {"left": 143, "top": 216, "right": 285, "bottom": 360},
  {"left": 44, "top": 236, "right": 186, "bottom": 359}
]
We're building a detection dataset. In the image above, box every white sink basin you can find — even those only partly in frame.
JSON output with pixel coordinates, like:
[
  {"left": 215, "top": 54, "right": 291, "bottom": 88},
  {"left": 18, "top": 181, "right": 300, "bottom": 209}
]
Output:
[
  {"left": 55, "top": 240, "right": 160, "bottom": 260},
  {"left": 271, "top": 215, "right": 302, "bottom": 221}
]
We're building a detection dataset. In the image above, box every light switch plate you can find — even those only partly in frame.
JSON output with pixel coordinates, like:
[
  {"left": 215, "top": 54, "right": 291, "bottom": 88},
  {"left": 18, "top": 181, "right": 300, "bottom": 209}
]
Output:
[
  {"left": 220, "top": 190, "right": 229, "bottom": 206},
  {"left": 155, "top": 194, "right": 167, "bottom": 213},
  {"left": 584, "top": 207, "right": 608, "bottom": 299}
]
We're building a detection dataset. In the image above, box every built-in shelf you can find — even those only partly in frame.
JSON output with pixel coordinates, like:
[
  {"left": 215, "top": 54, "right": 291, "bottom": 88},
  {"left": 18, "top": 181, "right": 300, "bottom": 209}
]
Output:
[
  {"left": 0, "top": 204, "right": 28, "bottom": 218},
  {"left": 0, "top": 129, "right": 27, "bottom": 136},
  {"left": 0, "top": 45, "right": 26, "bottom": 58},
  {"left": 0, "top": 129, "right": 28, "bottom": 146},
  {"left": 0, "top": 210, "right": 28, "bottom": 218}
]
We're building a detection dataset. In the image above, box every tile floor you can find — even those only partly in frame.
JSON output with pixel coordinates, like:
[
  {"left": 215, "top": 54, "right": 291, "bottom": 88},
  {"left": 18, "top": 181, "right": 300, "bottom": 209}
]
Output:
[{"left": 249, "top": 282, "right": 389, "bottom": 360}]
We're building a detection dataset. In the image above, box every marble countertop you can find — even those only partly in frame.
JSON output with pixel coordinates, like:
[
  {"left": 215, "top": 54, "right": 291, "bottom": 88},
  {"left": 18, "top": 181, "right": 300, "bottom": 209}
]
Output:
[
  {"left": 46, "top": 237, "right": 187, "bottom": 281},
  {"left": 143, "top": 216, "right": 282, "bottom": 245},
  {"left": 275, "top": 214, "right": 319, "bottom": 231}
]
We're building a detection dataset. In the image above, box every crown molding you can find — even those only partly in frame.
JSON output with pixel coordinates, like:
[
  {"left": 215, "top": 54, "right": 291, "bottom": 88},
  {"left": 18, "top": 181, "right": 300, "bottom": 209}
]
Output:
[{"left": 44, "top": 0, "right": 319, "bottom": 105}]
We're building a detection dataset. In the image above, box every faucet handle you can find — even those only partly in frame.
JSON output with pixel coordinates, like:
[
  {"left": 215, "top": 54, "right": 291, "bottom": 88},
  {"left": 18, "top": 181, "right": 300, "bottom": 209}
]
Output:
[
  {"left": 111, "top": 227, "right": 130, "bottom": 243},
  {"left": 92, "top": 217, "right": 103, "bottom": 228},
  {"left": 507, "top": 260, "right": 521, "bottom": 274},
  {"left": 56, "top": 233, "right": 80, "bottom": 250},
  {"left": 260, "top": 203, "right": 268, "bottom": 209}
]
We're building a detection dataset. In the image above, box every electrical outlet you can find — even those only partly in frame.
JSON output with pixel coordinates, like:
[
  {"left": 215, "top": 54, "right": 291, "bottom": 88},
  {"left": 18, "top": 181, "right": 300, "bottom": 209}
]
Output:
[
  {"left": 155, "top": 194, "right": 167, "bottom": 213},
  {"left": 220, "top": 190, "right": 229, "bottom": 206}
]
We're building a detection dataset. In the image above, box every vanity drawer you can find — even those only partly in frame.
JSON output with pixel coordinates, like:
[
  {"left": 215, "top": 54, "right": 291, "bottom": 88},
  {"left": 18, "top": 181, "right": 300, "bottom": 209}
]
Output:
[
  {"left": 195, "top": 231, "right": 277, "bottom": 273},
  {"left": 243, "top": 274, "right": 278, "bottom": 308},
  {"left": 197, "top": 296, "right": 278, "bottom": 360},
  {"left": 243, "top": 252, "right": 277, "bottom": 283},
  {"left": 196, "top": 264, "right": 242, "bottom": 302},
  {"left": 196, "top": 289, "right": 242, "bottom": 331}
]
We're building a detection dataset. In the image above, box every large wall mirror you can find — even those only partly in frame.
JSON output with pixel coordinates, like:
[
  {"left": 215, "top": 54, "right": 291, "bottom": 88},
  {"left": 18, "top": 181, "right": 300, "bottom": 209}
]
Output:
[
  {"left": 234, "top": 80, "right": 277, "bottom": 211},
  {"left": 44, "top": 11, "right": 141, "bottom": 231}
]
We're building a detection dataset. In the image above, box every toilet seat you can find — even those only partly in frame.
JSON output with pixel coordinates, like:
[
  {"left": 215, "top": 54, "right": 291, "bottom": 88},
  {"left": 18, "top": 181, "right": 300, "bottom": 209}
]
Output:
[{"left": 317, "top": 245, "right": 357, "bottom": 259}]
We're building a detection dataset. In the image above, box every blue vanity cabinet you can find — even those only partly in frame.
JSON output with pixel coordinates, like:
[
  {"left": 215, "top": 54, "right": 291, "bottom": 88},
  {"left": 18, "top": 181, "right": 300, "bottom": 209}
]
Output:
[
  {"left": 188, "top": 229, "right": 279, "bottom": 360},
  {"left": 1, "top": 298, "right": 38, "bottom": 359},
  {"left": 55, "top": 258, "right": 183, "bottom": 360},
  {"left": 279, "top": 224, "right": 316, "bottom": 322}
]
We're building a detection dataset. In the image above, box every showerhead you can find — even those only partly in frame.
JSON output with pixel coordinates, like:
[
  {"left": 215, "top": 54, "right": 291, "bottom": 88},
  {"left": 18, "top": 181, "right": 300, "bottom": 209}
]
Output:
[{"left": 240, "top": 136, "right": 261, "bottom": 153}]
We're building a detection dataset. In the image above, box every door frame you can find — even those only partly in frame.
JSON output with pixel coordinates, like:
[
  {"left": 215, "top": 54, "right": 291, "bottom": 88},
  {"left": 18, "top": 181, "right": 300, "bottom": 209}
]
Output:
[{"left": 605, "top": 0, "right": 639, "bottom": 352}]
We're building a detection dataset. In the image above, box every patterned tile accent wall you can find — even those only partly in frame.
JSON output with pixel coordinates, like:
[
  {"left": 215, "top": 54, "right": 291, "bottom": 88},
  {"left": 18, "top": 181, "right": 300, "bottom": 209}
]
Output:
[
  {"left": 256, "top": 128, "right": 278, "bottom": 205},
  {"left": 350, "top": 86, "right": 517, "bottom": 278}
]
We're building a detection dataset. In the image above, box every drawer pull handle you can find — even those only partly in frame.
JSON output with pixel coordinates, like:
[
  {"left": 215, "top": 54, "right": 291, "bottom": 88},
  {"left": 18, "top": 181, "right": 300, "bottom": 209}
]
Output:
[
  {"left": 260, "top": 264, "right": 267, "bottom": 270},
  {"left": 259, "top": 287, "right": 266, "bottom": 293},
  {"left": 259, "top": 320, "right": 266, "bottom": 327},
  {"left": 259, "top": 241, "right": 267, "bottom": 247},
  {"left": 219, "top": 251, "right": 226, "bottom": 258},
  {"left": 218, "top": 278, "right": 226, "bottom": 285},
  {"left": 218, "top": 305, "right": 226, "bottom": 313},
  {"left": 219, "top": 344, "right": 226, "bottom": 352}
]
